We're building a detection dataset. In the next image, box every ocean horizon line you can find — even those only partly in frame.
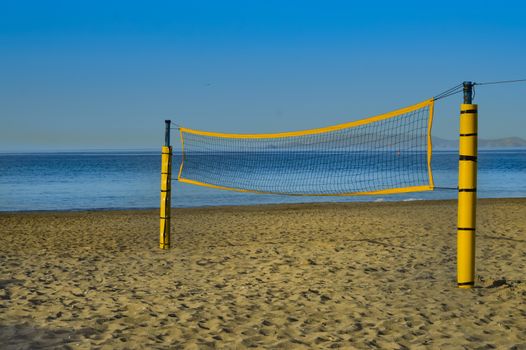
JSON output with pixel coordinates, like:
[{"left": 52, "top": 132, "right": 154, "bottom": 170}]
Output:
[{"left": 1, "top": 148, "right": 526, "bottom": 155}]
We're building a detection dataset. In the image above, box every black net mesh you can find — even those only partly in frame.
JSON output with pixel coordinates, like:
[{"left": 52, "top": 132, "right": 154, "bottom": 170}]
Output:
[{"left": 178, "top": 100, "right": 434, "bottom": 196}]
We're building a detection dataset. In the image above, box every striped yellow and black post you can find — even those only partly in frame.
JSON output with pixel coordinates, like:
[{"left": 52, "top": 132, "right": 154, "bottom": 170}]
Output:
[
  {"left": 160, "top": 120, "right": 172, "bottom": 249},
  {"left": 457, "top": 82, "right": 477, "bottom": 288}
]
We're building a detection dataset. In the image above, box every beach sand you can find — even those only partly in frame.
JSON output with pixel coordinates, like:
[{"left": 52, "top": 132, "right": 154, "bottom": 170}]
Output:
[{"left": 0, "top": 198, "right": 525, "bottom": 349}]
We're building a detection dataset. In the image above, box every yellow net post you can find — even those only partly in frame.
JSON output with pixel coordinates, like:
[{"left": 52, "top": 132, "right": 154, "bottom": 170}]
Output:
[
  {"left": 457, "top": 82, "right": 477, "bottom": 288},
  {"left": 160, "top": 120, "right": 172, "bottom": 249}
]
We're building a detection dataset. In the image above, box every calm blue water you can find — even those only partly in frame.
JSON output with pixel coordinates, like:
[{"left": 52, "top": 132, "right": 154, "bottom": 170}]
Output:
[
  {"left": 180, "top": 151, "right": 431, "bottom": 195},
  {"left": 0, "top": 151, "right": 525, "bottom": 211}
]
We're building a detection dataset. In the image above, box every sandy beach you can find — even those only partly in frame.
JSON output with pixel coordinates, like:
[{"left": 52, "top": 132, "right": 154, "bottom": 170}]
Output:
[{"left": 0, "top": 198, "right": 524, "bottom": 349}]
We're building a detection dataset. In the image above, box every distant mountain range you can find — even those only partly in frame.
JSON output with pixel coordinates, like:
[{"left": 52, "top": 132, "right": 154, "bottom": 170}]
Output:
[{"left": 433, "top": 136, "right": 526, "bottom": 150}]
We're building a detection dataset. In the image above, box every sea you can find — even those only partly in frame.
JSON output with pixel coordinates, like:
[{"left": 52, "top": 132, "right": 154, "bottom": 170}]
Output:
[{"left": 0, "top": 150, "right": 525, "bottom": 212}]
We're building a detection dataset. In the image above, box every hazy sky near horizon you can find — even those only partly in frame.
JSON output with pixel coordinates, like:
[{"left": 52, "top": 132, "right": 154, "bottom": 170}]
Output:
[{"left": 1, "top": 0, "right": 525, "bottom": 151}]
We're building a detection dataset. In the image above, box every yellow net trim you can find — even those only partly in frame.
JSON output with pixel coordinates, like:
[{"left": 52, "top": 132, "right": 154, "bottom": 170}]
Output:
[{"left": 177, "top": 98, "right": 435, "bottom": 196}]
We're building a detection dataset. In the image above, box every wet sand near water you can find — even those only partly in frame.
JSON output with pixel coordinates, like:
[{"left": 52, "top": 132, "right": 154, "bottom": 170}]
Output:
[{"left": 0, "top": 198, "right": 525, "bottom": 349}]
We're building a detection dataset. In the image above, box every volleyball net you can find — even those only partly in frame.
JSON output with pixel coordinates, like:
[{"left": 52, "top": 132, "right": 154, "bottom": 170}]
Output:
[{"left": 177, "top": 98, "right": 435, "bottom": 196}]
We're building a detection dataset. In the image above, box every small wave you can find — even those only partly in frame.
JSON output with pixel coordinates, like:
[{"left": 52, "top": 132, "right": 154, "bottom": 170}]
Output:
[{"left": 403, "top": 198, "right": 422, "bottom": 202}]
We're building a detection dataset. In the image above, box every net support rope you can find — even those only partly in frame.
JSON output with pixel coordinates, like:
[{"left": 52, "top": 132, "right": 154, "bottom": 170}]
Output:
[{"left": 177, "top": 98, "right": 435, "bottom": 196}]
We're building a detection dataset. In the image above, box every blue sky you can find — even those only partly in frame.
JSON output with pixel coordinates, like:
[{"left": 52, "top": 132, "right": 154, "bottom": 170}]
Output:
[{"left": 1, "top": 0, "right": 525, "bottom": 151}]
